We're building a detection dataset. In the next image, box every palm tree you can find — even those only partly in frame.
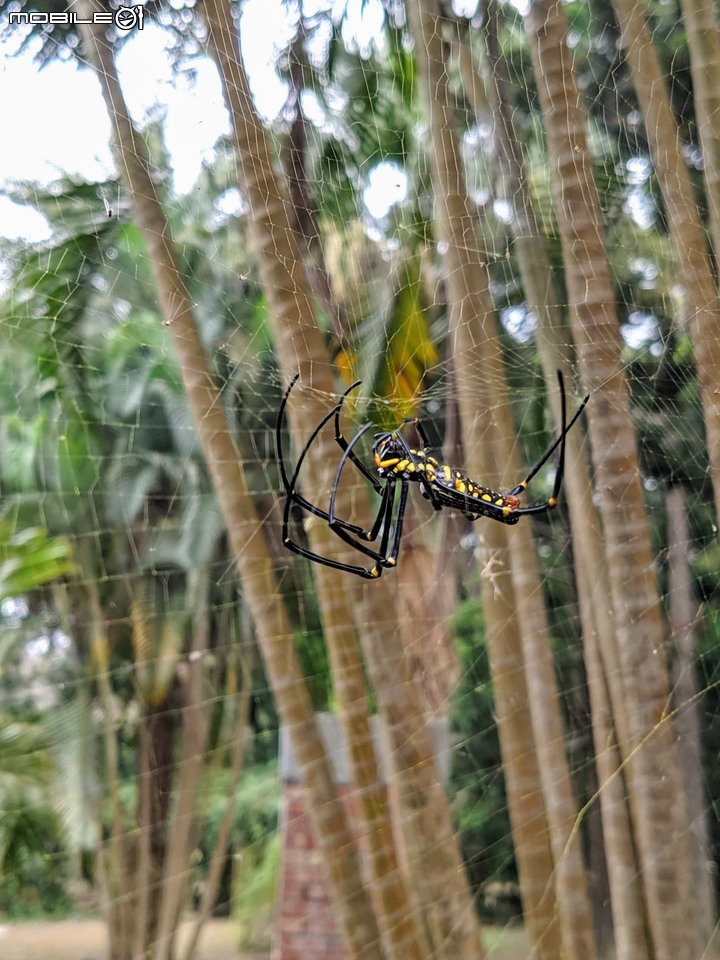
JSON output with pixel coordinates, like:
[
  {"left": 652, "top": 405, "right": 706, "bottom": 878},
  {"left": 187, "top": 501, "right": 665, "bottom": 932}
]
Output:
[
  {"left": 526, "top": 0, "right": 700, "bottom": 956},
  {"left": 481, "top": 8, "right": 650, "bottom": 955},
  {"left": 679, "top": 0, "right": 720, "bottom": 272},
  {"left": 73, "top": 4, "right": 385, "bottom": 958},
  {"left": 610, "top": 0, "right": 720, "bottom": 537},
  {"left": 200, "top": 3, "right": 490, "bottom": 959},
  {"left": 0, "top": 169, "right": 252, "bottom": 959},
  {"left": 406, "top": 1, "right": 597, "bottom": 957}
]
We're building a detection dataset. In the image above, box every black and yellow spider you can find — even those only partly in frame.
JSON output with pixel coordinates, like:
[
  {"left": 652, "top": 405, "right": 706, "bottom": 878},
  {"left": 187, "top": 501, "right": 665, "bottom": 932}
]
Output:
[{"left": 276, "top": 372, "right": 588, "bottom": 580}]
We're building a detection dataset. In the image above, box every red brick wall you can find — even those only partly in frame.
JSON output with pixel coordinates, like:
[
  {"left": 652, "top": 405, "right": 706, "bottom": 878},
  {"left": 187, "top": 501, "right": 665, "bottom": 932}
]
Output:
[
  {"left": 273, "top": 716, "right": 447, "bottom": 960},
  {"left": 272, "top": 782, "right": 355, "bottom": 960}
]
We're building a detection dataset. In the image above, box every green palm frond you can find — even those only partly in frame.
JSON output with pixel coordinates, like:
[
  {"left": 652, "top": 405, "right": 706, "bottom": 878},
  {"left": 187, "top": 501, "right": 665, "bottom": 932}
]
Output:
[
  {"left": 44, "top": 690, "right": 99, "bottom": 851},
  {"left": 0, "top": 522, "right": 75, "bottom": 602},
  {"left": 0, "top": 713, "right": 52, "bottom": 792}
]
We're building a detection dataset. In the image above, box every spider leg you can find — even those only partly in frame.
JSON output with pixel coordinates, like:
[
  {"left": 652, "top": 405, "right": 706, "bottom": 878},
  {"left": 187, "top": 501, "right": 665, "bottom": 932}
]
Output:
[
  {"left": 281, "top": 534, "right": 387, "bottom": 579},
  {"left": 277, "top": 378, "right": 395, "bottom": 567},
  {"left": 329, "top": 422, "right": 407, "bottom": 570},
  {"left": 276, "top": 374, "right": 301, "bottom": 497},
  {"left": 283, "top": 477, "right": 406, "bottom": 581},
  {"left": 329, "top": 422, "right": 374, "bottom": 527},
  {"left": 283, "top": 424, "right": 400, "bottom": 581},
  {"left": 383, "top": 480, "right": 409, "bottom": 568},
  {"left": 507, "top": 371, "right": 588, "bottom": 498},
  {"left": 335, "top": 382, "right": 383, "bottom": 495},
  {"left": 508, "top": 384, "right": 567, "bottom": 518},
  {"left": 277, "top": 378, "right": 383, "bottom": 541},
  {"left": 328, "top": 421, "right": 398, "bottom": 545}
]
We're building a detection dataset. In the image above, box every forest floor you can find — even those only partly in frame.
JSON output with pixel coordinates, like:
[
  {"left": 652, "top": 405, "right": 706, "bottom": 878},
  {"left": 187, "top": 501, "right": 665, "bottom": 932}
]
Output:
[{"left": 0, "top": 917, "right": 531, "bottom": 959}]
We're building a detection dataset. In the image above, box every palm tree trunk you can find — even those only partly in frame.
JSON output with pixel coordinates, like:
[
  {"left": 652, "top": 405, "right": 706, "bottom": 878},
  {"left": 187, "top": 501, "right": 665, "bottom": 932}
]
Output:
[
  {"left": 76, "top": 7, "right": 384, "bottom": 958},
  {"left": 483, "top": 10, "right": 650, "bottom": 956},
  {"left": 134, "top": 706, "right": 153, "bottom": 959},
  {"left": 202, "top": 3, "right": 486, "bottom": 957},
  {"left": 526, "top": 1, "right": 699, "bottom": 956},
  {"left": 181, "top": 668, "right": 251, "bottom": 960},
  {"left": 611, "top": 0, "right": 720, "bottom": 534},
  {"left": 666, "top": 484, "right": 714, "bottom": 937},
  {"left": 507, "top": 519, "right": 598, "bottom": 960},
  {"left": 679, "top": 0, "right": 720, "bottom": 274},
  {"left": 84, "top": 576, "right": 132, "bottom": 960},
  {"left": 155, "top": 571, "right": 214, "bottom": 960},
  {"left": 408, "top": 2, "right": 579, "bottom": 956}
]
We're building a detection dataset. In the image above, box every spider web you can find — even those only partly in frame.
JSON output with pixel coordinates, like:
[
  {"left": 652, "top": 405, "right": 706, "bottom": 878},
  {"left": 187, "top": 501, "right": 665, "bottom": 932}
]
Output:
[{"left": 0, "top": 0, "right": 718, "bottom": 956}]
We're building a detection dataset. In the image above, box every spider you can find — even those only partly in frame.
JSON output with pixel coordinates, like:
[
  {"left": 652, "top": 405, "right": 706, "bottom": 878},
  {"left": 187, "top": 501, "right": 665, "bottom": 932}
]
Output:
[{"left": 276, "top": 371, "right": 589, "bottom": 580}]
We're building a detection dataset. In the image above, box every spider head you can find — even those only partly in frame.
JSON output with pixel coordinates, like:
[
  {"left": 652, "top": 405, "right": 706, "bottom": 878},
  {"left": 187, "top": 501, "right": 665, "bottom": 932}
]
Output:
[{"left": 372, "top": 432, "right": 408, "bottom": 476}]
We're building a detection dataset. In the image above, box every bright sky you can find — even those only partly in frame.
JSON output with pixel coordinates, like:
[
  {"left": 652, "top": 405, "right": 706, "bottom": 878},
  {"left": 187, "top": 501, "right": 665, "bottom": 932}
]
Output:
[{"left": 0, "top": 0, "right": 423, "bottom": 243}]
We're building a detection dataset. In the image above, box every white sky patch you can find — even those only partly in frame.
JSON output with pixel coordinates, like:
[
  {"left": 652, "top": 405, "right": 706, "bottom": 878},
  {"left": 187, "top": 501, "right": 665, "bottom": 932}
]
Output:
[
  {"left": 340, "top": 0, "right": 385, "bottom": 56},
  {"left": 363, "top": 162, "right": 407, "bottom": 219},
  {"left": 624, "top": 187, "right": 656, "bottom": 230},
  {"left": 0, "top": 1, "right": 392, "bottom": 239},
  {"left": 621, "top": 310, "right": 658, "bottom": 348},
  {"left": 0, "top": 195, "right": 52, "bottom": 242},
  {"left": 493, "top": 198, "right": 514, "bottom": 225},
  {"left": 239, "top": 0, "right": 294, "bottom": 121},
  {"left": 0, "top": 43, "right": 113, "bottom": 185},
  {"left": 501, "top": 303, "right": 536, "bottom": 343},
  {"left": 215, "top": 188, "right": 246, "bottom": 219},
  {"left": 452, "top": 0, "right": 481, "bottom": 16},
  {"left": 626, "top": 156, "right": 652, "bottom": 184}
]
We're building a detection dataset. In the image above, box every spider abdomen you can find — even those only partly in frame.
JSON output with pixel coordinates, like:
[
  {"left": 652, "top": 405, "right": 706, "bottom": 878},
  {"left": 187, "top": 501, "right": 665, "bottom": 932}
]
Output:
[{"left": 430, "top": 468, "right": 521, "bottom": 521}]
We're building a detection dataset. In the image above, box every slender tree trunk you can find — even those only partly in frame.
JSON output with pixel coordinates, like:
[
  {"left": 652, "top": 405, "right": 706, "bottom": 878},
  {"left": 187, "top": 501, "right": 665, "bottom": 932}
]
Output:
[
  {"left": 284, "top": 22, "right": 351, "bottom": 350},
  {"left": 483, "top": 10, "right": 650, "bottom": 957},
  {"left": 666, "top": 484, "right": 714, "bottom": 939},
  {"left": 77, "top": 7, "right": 384, "bottom": 958},
  {"left": 182, "top": 670, "right": 251, "bottom": 960},
  {"left": 578, "top": 562, "right": 650, "bottom": 960},
  {"left": 201, "top": 18, "right": 424, "bottom": 960},
  {"left": 408, "top": 2, "right": 580, "bottom": 957},
  {"left": 202, "top": 3, "right": 486, "bottom": 957},
  {"left": 155, "top": 571, "right": 214, "bottom": 960},
  {"left": 679, "top": 0, "right": 720, "bottom": 273},
  {"left": 84, "top": 576, "right": 132, "bottom": 960},
  {"left": 611, "top": 0, "right": 720, "bottom": 532},
  {"left": 526, "top": 2, "right": 699, "bottom": 957},
  {"left": 507, "top": 518, "right": 597, "bottom": 960},
  {"left": 134, "top": 705, "right": 153, "bottom": 959}
]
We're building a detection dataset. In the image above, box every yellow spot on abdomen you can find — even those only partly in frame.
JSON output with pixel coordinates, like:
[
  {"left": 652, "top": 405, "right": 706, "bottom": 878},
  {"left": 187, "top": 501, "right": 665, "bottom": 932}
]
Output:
[{"left": 482, "top": 493, "right": 492, "bottom": 502}]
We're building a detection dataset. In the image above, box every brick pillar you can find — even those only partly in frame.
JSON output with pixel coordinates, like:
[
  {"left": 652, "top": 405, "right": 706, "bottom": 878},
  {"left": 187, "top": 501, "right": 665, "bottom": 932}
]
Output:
[{"left": 273, "top": 714, "right": 449, "bottom": 960}]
